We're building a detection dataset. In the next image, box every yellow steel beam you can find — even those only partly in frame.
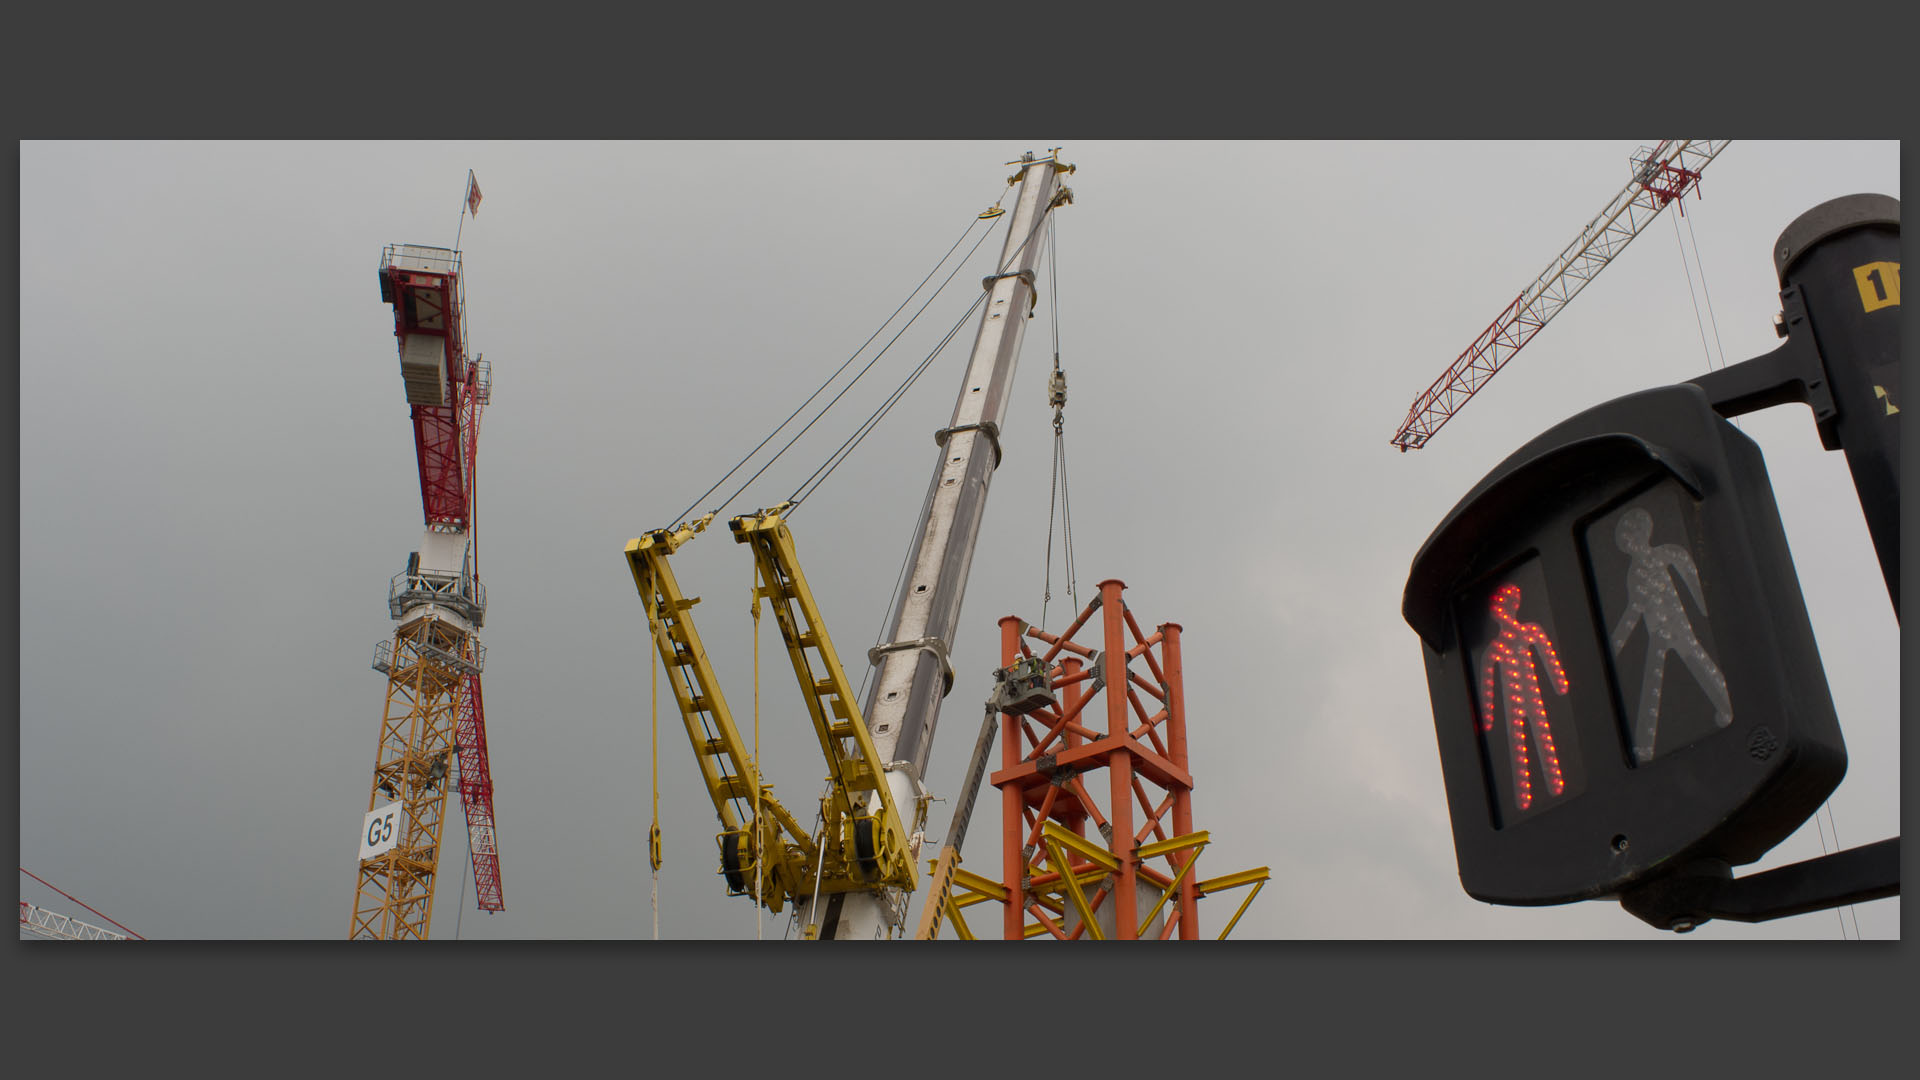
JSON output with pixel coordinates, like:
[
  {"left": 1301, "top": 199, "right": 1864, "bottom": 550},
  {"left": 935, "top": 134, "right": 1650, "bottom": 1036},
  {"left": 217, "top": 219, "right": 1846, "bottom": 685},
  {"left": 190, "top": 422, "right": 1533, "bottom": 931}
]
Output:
[
  {"left": 952, "top": 866, "right": 1008, "bottom": 903},
  {"left": 1216, "top": 878, "right": 1267, "bottom": 940},
  {"left": 1133, "top": 833, "right": 1210, "bottom": 938},
  {"left": 1197, "top": 866, "right": 1271, "bottom": 894},
  {"left": 1045, "top": 832, "right": 1105, "bottom": 940},
  {"left": 1135, "top": 830, "right": 1209, "bottom": 862},
  {"left": 1040, "top": 820, "right": 1121, "bottom": 874},
  {"left": 943, "top": 897, "right": 976, "bottom": 941}
]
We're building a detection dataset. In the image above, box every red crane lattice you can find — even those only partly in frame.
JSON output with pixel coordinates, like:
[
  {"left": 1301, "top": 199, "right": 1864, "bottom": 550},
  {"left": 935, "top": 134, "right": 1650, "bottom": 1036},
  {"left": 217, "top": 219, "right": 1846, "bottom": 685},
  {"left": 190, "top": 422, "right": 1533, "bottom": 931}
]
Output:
[{"left": 1391, "top": 140, "right": 1728, "bottom": 452}]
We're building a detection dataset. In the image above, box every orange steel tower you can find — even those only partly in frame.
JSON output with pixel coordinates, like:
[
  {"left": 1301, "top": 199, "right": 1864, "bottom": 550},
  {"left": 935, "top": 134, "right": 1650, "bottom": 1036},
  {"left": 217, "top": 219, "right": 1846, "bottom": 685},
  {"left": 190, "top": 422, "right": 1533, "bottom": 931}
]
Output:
[
  {"left": 350, "top": 244, "right": 502, "bottom": 939},
  {"left": 938, "top": 580, "right": 1267, "bottom": 939}
]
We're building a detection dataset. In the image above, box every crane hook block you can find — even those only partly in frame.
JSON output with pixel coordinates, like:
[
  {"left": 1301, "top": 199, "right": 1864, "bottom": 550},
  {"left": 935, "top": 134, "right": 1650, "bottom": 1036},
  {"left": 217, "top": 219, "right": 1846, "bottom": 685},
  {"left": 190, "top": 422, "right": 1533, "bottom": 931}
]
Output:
[{"left": 1047, "top": 369, "right": 1067, "bottom": 409}]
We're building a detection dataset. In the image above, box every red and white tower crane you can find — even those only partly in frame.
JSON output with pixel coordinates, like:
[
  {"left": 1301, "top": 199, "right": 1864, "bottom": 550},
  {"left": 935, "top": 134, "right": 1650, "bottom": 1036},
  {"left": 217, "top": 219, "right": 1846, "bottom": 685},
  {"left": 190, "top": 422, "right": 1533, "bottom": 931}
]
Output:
[
  {"left": 1391, "top": 140, "right": 1729, "bottom": 451},
  {"left": 18, "top": 868, "right": 142, "bottom": 941},
  {"left": 350, "top": 240, "right": 503, "bottom": 939}
]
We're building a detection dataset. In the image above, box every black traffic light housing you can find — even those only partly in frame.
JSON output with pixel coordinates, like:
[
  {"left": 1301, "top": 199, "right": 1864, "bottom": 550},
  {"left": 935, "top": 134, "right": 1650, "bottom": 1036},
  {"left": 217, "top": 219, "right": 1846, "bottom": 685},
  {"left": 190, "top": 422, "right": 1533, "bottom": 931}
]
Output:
[{"left": 1403, "top": 383, "right": 1846, "bottom": 907}]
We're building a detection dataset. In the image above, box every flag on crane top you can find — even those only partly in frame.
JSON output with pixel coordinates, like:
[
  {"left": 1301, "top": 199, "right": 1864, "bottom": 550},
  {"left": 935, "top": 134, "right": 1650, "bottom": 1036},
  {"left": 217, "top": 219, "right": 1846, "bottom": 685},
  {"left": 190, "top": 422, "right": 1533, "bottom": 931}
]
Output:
[{"left": 466, "top": 172, "right": 483, "bottom": 216}]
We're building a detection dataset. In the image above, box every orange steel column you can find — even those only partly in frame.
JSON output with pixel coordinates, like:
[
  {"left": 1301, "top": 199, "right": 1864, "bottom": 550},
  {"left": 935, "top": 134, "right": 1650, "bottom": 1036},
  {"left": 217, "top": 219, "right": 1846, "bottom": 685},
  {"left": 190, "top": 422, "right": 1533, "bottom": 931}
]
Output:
[
  {"left": 1000, "top": 615, "right": 1027, "bottom": 942},
  {"left": 979, "top": 581, "right": 1241, "bottom": 940},
  {"left": 1163, "top": 621, "right": 1197, "bottom": 939},
  {"left": 1058, "top": 656, "right": 1087, "bottom": 841},
  {"left": 1099, "top": 579, "right": 1138, "bottom": 938}
]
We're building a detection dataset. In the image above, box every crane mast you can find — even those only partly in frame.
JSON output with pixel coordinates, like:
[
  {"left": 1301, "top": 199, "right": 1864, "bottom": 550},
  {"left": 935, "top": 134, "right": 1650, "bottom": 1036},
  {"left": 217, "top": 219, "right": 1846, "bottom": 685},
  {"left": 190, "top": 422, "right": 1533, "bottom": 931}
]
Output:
[
  {"left": 351, "top": 244, "right": 502, "bottom": 939},
  {"left": 1391, "top": 140, "right": 1728, "bottom": 451},
  {"left": 807, "top": 150, "right": 1073, "bottom": 939}
]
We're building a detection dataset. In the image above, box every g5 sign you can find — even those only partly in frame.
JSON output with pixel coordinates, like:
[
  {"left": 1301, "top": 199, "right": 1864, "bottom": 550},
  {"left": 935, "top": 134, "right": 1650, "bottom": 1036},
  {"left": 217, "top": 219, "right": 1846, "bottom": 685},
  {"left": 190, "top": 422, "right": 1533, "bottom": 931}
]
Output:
[{"left": 360, "top": 802, "right": 403, "bottom": 861}]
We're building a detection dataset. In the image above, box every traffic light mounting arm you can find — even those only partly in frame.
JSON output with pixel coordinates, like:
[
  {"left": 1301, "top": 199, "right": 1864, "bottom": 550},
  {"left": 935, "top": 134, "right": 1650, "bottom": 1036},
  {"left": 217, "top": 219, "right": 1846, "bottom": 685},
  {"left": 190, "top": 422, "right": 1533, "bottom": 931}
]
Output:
[
  {"left": 1618, "top": 836, "right": 1897, "bottom": 933},
  {"left": 1687, "top": 285, "right": 1838, "bottom": 438}
]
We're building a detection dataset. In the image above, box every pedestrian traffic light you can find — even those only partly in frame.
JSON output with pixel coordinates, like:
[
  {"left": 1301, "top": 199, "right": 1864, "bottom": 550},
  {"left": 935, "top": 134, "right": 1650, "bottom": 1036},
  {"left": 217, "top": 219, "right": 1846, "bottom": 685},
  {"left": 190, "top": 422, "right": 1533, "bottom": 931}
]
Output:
[{"left": 1403, "top": 382, "right": 1846, "bottom": 906}]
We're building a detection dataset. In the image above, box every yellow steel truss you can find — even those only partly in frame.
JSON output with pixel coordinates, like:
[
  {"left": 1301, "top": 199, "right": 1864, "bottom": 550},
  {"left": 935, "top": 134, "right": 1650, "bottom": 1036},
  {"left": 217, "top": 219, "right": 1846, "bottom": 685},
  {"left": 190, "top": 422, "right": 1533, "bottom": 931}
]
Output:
[
  {"left": 944, "top": 820, "right": 1270, "bottom": 941},
  {"left": 730, "top": 505, "right": 916, "bottom": 896},
  {"left": 350, "top": 615, "right": 469, "bottom": 939},
  {"left": 626, "top": 516, "right": 814, "bottom": 912},
  {"left": 626, "top": 506, "right": 917, "bottom": 916}
]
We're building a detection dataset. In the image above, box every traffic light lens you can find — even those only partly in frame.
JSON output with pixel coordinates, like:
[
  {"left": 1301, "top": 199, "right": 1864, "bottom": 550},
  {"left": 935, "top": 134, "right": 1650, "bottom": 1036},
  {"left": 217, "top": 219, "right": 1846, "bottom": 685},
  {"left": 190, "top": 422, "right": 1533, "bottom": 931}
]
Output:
[
  {"left": 1583, "top": 479, "right": 1733, "bottom": 765},
  {"left": 1458, "top": 556, "right": 1587, "bottom": 828}
]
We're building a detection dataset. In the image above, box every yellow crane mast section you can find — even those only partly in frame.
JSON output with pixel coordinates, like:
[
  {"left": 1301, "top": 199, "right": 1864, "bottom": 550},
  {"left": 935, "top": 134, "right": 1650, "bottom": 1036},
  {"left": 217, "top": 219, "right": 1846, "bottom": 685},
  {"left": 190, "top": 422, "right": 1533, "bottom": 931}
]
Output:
[
  {"left": 731, "top": 504, "right": 916, "bottom": 896},
  {"left": 626, "top": 515, "right": 814, "bottom": 912},
  {"left": 625, "top": 506, "right": 916, "bottom": 913}
]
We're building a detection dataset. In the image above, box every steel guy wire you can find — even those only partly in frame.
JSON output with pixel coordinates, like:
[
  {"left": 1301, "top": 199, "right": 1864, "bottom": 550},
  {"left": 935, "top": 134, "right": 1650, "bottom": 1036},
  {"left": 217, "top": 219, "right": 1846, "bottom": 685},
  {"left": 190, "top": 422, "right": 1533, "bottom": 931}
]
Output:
[
  {"left": 785, "top": 290, "right": 991, "bottom": 512},
  {"left": 786, "top": 181, "right": 1064, "bottom": 512},
  {"left": 671, "top": 212, "right": 996, "bottom": 528}
]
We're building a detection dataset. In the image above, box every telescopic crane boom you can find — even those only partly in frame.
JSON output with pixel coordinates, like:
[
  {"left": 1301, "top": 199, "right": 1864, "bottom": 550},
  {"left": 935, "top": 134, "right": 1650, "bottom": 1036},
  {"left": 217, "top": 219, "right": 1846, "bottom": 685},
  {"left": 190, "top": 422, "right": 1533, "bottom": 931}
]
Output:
[
  {"left": 1391, "top": 140, "right": 1728, "bottom": 451},
  {"left": 628, "top": 150, "right": 1074, "bottom": 939},
  {"left": 809, "top": 149, "right": 1073, "bottom": 939}
]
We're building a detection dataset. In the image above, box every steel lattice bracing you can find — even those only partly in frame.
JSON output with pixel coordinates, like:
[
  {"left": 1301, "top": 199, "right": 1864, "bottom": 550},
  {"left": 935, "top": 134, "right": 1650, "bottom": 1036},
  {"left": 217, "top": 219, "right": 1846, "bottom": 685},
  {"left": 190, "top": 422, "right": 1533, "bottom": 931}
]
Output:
[
  {"left": 351, "top": 615, "right": 475, "bottom": 939},
  {"left": 626, "top": 516, "right": 819, "bottom": 914},
  {"left": 941, "top": 581, "right": 1268, "bottom": 940},
  {"left": 19, "top": 901, "right": 131, "bottom": 941},
  {"left": 1392, "top": 140, "right": 1729, "bottom": 451},
  {"left": 452, "top": 672, "right": 502, "bottom": 911}
]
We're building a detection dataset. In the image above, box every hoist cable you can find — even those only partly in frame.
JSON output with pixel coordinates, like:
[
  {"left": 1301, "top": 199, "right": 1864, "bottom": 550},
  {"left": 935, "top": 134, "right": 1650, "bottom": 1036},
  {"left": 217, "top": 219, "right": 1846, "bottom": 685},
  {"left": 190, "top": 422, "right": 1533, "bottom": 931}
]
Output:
[
  {"left": 751, "top": 576, "right": 764, "bottom": 941},
  {"left": 1671, "top": 208, "right": 1716, "bottom": 372},
  {"left": 1043, "top": 433, "right": 1060, "bottom": 630},
  {"left": 1047, "top": 213, "right": 1062, "bottom": 370},
  {"left": 1059, "top": 430, "right": 1077, "bottom": 608},
  {"left": 1039, "top": 212, "right": 1077, "bottom": 628},
  {"left": 649, "top": 589, "right": 663, "bottom": 939},
  {"left": 672, "top": 213, "right": 996, "bottom": 528},
  {"left": 1683, "top": 208, "right": 1729, "bottom": 372},
  {"left": 1821, "top": 801, "right": 1861, "bottom": 939}
]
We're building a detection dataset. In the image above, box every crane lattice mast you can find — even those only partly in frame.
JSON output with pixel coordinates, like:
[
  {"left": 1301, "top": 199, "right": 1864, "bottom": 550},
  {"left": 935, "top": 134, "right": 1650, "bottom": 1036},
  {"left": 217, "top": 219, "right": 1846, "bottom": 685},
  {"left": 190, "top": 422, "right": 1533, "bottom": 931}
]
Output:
[
  {"left": 350, "top": 242, "right": 503, "bottom": 939},
  {"left": 1391, "top": 140, "right": 1728, "bottom": 452}
]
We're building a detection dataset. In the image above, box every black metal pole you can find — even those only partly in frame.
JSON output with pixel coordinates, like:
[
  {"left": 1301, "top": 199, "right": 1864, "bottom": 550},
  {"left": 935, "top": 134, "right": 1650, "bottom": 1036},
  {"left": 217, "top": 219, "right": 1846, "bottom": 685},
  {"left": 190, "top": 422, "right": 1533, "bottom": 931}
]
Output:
[{"left": 1773, "top": 194, "right": 1902, "bottom": 616}]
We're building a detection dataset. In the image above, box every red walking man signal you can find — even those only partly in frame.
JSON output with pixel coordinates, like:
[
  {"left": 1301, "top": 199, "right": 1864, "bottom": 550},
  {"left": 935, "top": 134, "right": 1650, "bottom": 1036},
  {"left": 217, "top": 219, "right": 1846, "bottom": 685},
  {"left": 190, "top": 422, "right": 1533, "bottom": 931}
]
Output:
[{"left": 1480, "top": 583, "right": 1570, "bottom": 811}]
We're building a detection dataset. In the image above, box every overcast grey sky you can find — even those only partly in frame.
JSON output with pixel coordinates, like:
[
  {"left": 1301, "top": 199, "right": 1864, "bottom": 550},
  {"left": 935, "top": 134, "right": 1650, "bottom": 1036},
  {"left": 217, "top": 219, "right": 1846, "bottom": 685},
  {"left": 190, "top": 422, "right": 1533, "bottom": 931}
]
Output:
[{"left": 18, "top": 140, "right": 1900, "bottom": 940}]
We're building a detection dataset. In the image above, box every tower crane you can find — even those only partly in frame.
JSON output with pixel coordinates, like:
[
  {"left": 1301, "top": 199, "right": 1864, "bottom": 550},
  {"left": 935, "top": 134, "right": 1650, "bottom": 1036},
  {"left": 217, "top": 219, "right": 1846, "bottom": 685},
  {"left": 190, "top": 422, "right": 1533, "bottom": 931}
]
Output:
[
  {"left": 350, "top": 240, "right": 503, "bottom": 939},
  {"left": 628, "top": 150, "right": 1074, "bottom": 939},
  {"left": 1391, "top": 140, "right": 1729, "bottom": 452}
]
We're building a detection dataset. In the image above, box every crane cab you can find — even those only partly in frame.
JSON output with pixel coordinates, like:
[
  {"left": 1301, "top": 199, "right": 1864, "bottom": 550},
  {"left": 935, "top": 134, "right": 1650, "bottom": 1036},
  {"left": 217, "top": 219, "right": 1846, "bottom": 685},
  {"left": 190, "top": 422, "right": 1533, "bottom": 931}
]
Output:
[{"left": 379, "top": 244, "right": 464, "bottom": 408}]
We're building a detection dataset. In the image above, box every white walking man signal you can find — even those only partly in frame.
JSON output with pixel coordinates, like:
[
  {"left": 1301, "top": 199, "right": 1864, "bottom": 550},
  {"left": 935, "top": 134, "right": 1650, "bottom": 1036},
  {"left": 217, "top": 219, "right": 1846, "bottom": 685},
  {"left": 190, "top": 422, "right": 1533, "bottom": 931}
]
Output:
[{"left": 1609, "top": 507, "right": 1733, "bottom": 762}]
